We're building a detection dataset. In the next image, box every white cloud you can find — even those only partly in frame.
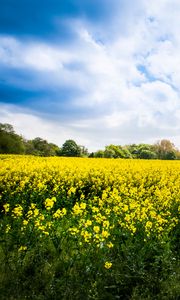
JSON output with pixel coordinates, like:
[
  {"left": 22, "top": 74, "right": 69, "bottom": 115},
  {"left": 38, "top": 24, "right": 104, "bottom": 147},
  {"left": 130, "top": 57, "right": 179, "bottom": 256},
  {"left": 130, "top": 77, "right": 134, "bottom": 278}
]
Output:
[{"left": 0, "top": 36, "right": 72, "bottom": 71}]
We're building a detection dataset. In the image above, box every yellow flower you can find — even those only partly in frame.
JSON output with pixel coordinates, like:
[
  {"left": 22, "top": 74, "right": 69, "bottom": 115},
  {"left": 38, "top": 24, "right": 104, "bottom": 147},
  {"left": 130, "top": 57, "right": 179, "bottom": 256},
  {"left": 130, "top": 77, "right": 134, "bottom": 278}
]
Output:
[
  {"left": 44, "top": 197, "right": 56, "bottom": 210},
  {"left": 23, "top": 220, "right": 28, "bottom": 226},
  {"left": 53, "top": 208, "right": 67, "bottom": 218},
  {"left": 3, "top": 203, "right": 10, "bottom": 213},
  {"left": 102, "top": 230, "right": 110, "bottom": 238},
  {"left": 27, "top": 209, "right": 33, "bottom": 219},
  {"left": 103, "top": 220, "right": 110, "bottom": 228},
  {"left": 33, "top": 208, "right": 39, "bottom": 217},
  {"left": 107, "top": 242, "right": 114, "bottom": 248},
  {"left": 105, "top": 208, "right": 111, "bottom": 215},
  {"left": 81, "top": 230, "right": 92, "bottom": 242},
  {"left": 5, "top": 225, "right": 11, "bottom": 233},
  {"left": 62, "top": 208, "right": 67, "bottom": 215},
  {"left": 18, "top": 246, "right": 27, "bottom": 252},
  {"left": 43, "top": 231, "right": 49, "bottom": 235},
  {"left": 123, "top": 205, "right": 129, "bottom": 212},
  {"left": 84, "top": 220, "right": 92, "bottom": 227},
  {"left": 12, "top": 205, "right": 23, "bottom": 218},
  {"left": 93, "top": 226, "right": 100, "bottom": 233},
  {"left": 39, "top": 214, "right": 45, "bottom": 221},
  {"left": 104, "top": 261, "right": 112, "bottom": 269},
  {"left": 72, "top": 203, "right": 86, "bottom": 215},
  {"left": 31, "top": 203, "right": 36, "bottom": 209},
  {"left": 80, "top": 202, "right": 86, "bottom": 210},
  {"left": 92, "top": 206, "right": 99, "bottom": 213},
  {"left": 68, "top": 187, "right": 76, "bottom": 196},
  {"left": 69, "top": 227, "right": 80, "bottom": 235}
]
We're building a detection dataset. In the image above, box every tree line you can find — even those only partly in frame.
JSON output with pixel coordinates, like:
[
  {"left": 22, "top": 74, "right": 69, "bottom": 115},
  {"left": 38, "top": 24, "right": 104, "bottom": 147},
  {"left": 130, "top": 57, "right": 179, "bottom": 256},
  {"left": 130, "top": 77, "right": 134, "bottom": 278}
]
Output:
[{"left": 0, "top": 123, "right": 180, "bottom": 159}]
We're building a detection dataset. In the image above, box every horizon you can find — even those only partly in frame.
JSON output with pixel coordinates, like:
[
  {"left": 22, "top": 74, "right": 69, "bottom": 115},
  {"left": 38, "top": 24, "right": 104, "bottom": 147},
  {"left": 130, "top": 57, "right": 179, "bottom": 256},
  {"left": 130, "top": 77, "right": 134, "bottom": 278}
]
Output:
[{"left": 0, "top": 1, "right": 180, "bottom": 152}]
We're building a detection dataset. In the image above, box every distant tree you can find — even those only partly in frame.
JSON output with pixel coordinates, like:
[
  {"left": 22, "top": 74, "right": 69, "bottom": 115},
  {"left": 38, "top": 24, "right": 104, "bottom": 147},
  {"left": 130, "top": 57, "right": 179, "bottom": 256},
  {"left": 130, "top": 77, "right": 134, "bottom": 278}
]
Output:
[
  {"left": 164, "top": 151, "right": 176, "bottom": 160},
  {"left": 104, "top": 145, "right": 116, "bottom": 158},
  {"left": 48, "top": 143, "right": 60, "bottom": 156},
  {"left": 24, "top": 140, "right": 37, "bottom": 155},
  {"left": 126, "top": 144, "right": 139, "bottom": 158},
  {"left": 88, "top": 152, "right": 95, "bottom": 158},
  {"left": 32, "top": 138, "right": 50, "bottom": 156},
  {"left": 60, "top": 140, "right": 81, "bottom": 157},
  {"left": 153, "top": 139, "right": 177, "bottom": 160},
  {"left": 26, "top": 138, "right": 60, "bottom": 156},
  {"left": 0, "top": 123, "right": 15, "bottom": 133},
  {"left": 0, "top": 123, "right": 25, "bottom": 154},
  {"left": 138, "top": 149, "right": 157, "bottom": 159},
  {"left": 126, "top": 144, "right": 156, "bottom": 159},
  {"left": 121, "top": 147, "right": 132, "bottom": 158},
  {"left": 79, "top": 145, "right": 89, "bottom": 157},
  {"left": 137, "top": 144, "right": 157, "bottom": 159},
  {"left": 94, "top": 150, "right": 104, "bottom": 158},
  {"left": 175, "top": 149, "right": 180, "bottom": 160},
  {"left": 104, "top": 145, "right": 130, "bottom": 158}
]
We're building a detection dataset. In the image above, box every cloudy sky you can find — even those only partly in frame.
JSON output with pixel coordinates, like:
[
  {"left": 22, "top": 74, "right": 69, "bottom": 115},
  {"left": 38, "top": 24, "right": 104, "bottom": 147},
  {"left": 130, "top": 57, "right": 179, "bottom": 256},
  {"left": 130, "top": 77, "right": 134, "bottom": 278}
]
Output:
[{"left": 0, "top": 0, "right": 180, "bottom": 151}]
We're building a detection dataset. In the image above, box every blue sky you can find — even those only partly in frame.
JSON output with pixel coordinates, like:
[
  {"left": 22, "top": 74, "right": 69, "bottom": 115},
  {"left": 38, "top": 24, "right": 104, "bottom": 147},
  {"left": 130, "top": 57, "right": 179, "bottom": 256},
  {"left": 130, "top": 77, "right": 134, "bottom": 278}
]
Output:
[{"left": 0, "top": 0, "right": 180, "bottom": 150}]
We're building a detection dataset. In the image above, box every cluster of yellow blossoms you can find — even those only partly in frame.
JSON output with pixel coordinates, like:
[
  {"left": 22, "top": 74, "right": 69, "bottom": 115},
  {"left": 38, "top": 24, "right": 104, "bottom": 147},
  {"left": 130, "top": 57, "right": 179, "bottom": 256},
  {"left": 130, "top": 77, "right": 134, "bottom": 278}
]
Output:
[{"left": 1, "top": 155, "right": 180, "bottom": 269}]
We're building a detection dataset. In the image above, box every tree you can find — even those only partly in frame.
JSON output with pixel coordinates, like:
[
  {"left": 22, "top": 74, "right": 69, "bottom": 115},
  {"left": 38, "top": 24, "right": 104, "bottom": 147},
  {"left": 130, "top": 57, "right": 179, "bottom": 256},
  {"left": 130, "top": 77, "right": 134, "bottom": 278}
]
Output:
[
  {"left": 0, "top": 123, "right": 25, "bottom": 154},
  {"left": 153, "top": 139, "right": 177, "bottom": 160},
  {"left": 121, "top": 147, "right": 132, "bottom": 158},
  {"left": 88, "top": 152, "right": 95, "bottom": 158},
  {"left": 126, "top": 144, "right": 157, "bottom": 159},
  {"left": 94, "top": 150, "right": 104, "bottom": 158},
  {"left": 136, "top": 144, "right": 157, "bottom": 159},
  {"left": 79, "top": 146, "right": 89, "bottom": 157},
  {"left": 104, "top": 145, "right": 117, "bottom": 158},
  {"left": 48, "top": 143, "right": 60, "bottom": 156},
  {"left": 104, "top": 145, "right": 130, "bottom": 158},
  {"left": 28, "top": 138, "right": 60, "bottom": 156},
  {"left": 0, "top": 123, "right": 15, "bottom": 134},
  {"left": 126, "top": 144, "right": 139, "bottom": 158},
  {"left": 138, "top": 149, "right": 157, "bottom": 159},
  {"left": 175, "top": 149, "right": 180, "bottom": 160},
  {"left": 24, "top": 140, "right": 37, "bottom": 155},
  {"left": 60, "top": 140, "right": 81, "bottom": 157}
]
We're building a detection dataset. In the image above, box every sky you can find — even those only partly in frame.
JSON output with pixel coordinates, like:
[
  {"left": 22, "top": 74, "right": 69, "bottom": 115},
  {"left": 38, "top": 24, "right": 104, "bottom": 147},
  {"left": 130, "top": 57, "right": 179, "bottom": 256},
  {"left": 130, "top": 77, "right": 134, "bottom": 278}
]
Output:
[{"left": 0, "top": 0, "right": 180, "bottom": 151}]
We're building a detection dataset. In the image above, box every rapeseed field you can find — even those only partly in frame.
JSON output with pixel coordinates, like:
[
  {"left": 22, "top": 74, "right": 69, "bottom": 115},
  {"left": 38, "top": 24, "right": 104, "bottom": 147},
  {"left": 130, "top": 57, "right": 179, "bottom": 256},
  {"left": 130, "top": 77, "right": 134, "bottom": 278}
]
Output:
[{"left": 0, "top": 155, "right": 180, "bottom": 299}]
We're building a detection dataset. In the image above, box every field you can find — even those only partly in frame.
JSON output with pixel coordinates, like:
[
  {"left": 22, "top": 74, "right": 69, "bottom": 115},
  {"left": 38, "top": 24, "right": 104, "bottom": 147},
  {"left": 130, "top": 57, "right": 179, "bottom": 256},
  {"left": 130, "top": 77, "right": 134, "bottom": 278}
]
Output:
[{"left": 0, "top": 155, "right": 180, "bottom": 299}]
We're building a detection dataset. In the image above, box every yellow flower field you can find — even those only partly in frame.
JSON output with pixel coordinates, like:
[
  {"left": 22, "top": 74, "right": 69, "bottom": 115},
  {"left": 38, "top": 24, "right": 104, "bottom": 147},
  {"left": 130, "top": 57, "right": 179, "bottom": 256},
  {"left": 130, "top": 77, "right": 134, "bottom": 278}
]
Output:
[{"left": 0, "top": 155, "right": 180, "bottom": 299}]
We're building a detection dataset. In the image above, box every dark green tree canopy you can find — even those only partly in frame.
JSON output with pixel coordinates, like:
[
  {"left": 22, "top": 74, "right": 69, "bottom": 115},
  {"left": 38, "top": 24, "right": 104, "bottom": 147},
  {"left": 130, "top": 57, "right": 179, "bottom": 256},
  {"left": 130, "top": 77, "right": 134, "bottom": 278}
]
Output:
[
  {"left": 0, "top": 123, "right": 25, "bottom": 154},
  {"left": 60, "top": 139, "right": 81, "bottom": 157},
  {"left": 103, "top": 145, "right": 132, "bottom": 159},
  {"left": 26, "top": 138, "right": 60, "bottom": 156}
]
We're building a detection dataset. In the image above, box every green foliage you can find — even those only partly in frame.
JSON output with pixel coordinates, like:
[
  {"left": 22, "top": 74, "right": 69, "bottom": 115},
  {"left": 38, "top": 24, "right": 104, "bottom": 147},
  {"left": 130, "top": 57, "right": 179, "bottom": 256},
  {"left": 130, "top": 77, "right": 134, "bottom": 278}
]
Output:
[
  {"left": 60, "top": 139, "right": 81, "bottom": 157},
  {"left": 153, "top": 139, "right": 177, "bottom": 160},
  {"left": 27, "top": 138, "right": 60, "bottom": 156},
  {"left": 126, "top": 144, "right": 157, "bottom": 159},
  {"left": 79, "top": 145, "right": 89, "bottom": 157},
  {"left": 138, "top": 149, "right": 157, "bottom": 159},
  {"left": 175, "top": 149, "right": 180, "bottom": 160},
  {"left": 121, "top": 147, "right": 132, "bottom": 158},
  {"left": 103, "top": 145, "right": 132, "bottom": 159},
  {"left": 0, "top": 123, "right": 61, "bottom": 157},
  {"left": 94, "top": 150, "right": 104, "bottom": 158},
  {"left": 0, "top": 123, "right": 25, "bottom": 154},
  {"left": 164, "top": 151, "right": 177, "bottom": 160}
]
